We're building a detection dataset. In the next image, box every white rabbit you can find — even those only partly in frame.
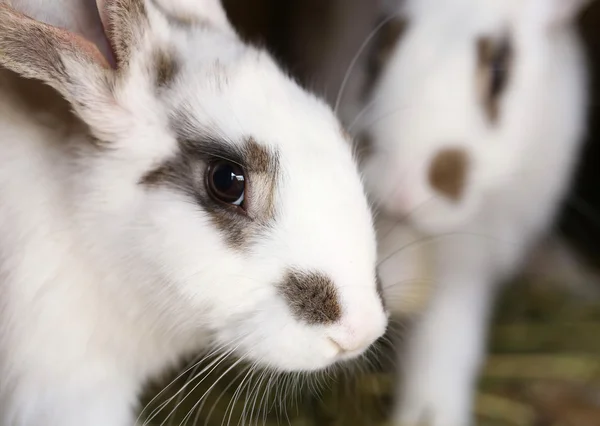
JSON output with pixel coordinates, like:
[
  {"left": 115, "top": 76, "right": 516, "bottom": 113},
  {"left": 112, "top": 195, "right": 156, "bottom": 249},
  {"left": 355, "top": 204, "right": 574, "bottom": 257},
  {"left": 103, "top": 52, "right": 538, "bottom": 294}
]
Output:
[
  {"left": 344, "top": 0, "right": 592, "bottom": 424},
  {"left": 0, "top": 1, "right": 388, "bottom": 425}
]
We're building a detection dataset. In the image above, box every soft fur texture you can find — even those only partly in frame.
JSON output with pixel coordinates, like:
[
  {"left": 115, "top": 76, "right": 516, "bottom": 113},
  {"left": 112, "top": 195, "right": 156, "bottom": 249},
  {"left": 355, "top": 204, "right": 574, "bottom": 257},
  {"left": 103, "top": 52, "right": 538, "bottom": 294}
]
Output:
[
  {"left": 344, "top": 0, "right": 591, "bottom": 425},
  {"left": 0, "top": 1, "right": 388, "bottom": 425}
]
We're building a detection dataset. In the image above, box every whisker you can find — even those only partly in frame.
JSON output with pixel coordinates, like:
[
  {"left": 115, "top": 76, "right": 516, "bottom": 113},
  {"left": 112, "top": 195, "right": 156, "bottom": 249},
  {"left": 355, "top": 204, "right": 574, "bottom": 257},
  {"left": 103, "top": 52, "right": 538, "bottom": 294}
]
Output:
[
  {"left": 200, "top": 364, "right": 251, "bottom": 426},
  {"left": 137, "top": 352, "right": 206, "bottom": 425},
  {"left": 177, "top": 354, "right": 246, "bottom": 426},
  {"left": 140, "top": 347, "right": 232, "bottom": 426},
  {"left": 334, "top": 14, "right": 400, "bottom": 114},
  {"left": 155, "top": 346, "right": 239, "bottom": 426}
]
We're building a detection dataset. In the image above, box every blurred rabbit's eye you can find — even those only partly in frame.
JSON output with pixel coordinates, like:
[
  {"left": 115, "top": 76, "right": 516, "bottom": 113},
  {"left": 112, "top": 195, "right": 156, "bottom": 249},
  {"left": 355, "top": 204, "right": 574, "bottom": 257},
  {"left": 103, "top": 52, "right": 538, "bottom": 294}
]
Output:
[
  {"left": 206, "top": 160, "right": 246, "bottom": 208},
  {"left": 477, "top": 35, "right": 513, "bottom": 123},
  {"left": 489, "top": 39, "right": 512, "bottom": 99}
]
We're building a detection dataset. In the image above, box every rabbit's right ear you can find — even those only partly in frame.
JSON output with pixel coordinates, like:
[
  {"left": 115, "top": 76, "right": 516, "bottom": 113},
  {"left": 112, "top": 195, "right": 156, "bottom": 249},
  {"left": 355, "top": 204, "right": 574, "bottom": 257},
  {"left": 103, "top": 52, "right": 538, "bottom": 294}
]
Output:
[
  {"left": 0, "top": 4, "right": 112, "bottom": 106},
  {"left": 531, "top": 0, "right": 593, "bottom": 27}
]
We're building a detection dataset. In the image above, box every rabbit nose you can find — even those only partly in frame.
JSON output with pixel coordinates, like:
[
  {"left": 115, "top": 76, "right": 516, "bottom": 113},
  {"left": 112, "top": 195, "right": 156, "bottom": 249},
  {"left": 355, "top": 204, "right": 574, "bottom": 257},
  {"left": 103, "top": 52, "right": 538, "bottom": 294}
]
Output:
[
  {"left": 428, "top": 147, "right": 469, "bottom": 201},
  {"left": 326, "top": 319, "right": 385, "bottom": 355},
  {"left": 326, "top": 293, "right": 388, "bottom": 356}
]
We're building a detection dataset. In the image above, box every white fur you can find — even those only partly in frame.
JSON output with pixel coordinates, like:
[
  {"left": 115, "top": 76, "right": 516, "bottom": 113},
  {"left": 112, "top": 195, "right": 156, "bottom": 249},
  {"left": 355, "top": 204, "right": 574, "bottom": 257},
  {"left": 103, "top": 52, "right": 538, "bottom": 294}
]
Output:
[
  {"left": 0, "top": 1, "right": 387, "bottom": 425},
  {"left": 345, "top": 0, "right": 590, "bottom": 424}
]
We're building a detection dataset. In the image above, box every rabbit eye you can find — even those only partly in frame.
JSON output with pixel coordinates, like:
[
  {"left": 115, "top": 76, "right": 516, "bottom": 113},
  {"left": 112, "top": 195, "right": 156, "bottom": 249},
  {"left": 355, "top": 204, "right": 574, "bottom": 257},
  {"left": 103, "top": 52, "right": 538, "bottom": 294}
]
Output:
[
  {"left": 206, "top": 160, "right": 246, "bottom": 208},
  {"left": 477, "top": 35, "right": 513, "bottom": 123},
  {"left": 489, "top": 39, "right": 512, "bottom": 99}
]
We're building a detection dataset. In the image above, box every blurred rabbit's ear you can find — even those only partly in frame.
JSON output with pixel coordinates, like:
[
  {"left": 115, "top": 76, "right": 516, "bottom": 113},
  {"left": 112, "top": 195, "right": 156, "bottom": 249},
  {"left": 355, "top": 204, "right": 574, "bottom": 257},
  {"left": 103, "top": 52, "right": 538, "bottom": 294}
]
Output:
[
  {"left": 148, "top": 0, "right": 234, "bottom": 32},
  {"left": 533, "top": 0, "right": 592, "bottom": 27}
]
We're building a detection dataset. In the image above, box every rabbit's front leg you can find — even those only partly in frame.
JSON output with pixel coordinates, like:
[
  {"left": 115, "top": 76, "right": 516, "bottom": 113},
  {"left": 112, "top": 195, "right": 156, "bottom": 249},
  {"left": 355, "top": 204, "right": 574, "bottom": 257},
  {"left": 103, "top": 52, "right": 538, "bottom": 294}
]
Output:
[{"left": 392, "top": 257, "right": 497, "bottom": 426}]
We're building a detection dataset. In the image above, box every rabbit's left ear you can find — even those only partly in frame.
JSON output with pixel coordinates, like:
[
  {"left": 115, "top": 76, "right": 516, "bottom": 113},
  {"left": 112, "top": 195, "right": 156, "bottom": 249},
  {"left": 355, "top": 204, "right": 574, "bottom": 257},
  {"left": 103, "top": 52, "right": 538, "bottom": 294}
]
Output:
[
  {"left": 0, "top": 1, "right": 146, "bottom": 141},
  {"left": 0, "top": 4, "right": 113, "bottom": 106}
]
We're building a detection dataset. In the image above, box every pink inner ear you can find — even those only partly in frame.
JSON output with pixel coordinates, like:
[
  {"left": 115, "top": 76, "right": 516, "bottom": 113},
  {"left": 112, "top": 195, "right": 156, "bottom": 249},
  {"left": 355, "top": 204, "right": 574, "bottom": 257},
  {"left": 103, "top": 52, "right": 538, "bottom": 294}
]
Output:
[
  {"left": 92, "top": 0, "right": 117, "bottom": 69},
  {"left": 0, "top": 4, "right": 112, "bottom": 70}
]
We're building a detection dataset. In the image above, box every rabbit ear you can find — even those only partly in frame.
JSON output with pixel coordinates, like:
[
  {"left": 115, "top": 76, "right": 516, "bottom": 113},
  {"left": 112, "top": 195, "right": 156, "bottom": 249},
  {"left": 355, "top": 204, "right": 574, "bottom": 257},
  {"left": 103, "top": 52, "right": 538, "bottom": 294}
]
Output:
[
  {"left": 148, "top": 0, "right": 234, "bottom": 31},
  {"left": 96, "top": 0, "right": 153, "bottom": 70},
  {"left": 533, "top": 0, "right": 592, "bottom": 26},
  {"left": 0, "top": 4, "right": 112, "bottom": 106}
]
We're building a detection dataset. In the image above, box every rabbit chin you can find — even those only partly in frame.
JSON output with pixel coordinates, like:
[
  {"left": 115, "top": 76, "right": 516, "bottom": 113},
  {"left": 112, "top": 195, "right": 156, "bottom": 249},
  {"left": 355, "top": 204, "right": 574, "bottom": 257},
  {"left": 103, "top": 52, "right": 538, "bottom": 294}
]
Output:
[
  {"left": 367, "top": 175, "right": 481, "bottom": 236},
  {"left": 404, "top": 195, "right": 481, "bottom": 236}
]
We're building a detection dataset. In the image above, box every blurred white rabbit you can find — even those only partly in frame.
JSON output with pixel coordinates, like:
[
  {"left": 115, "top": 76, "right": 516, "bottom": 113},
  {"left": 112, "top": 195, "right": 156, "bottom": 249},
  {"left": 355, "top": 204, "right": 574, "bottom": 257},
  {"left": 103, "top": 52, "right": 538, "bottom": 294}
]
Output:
[{"left": 343, "top": 0, "right": 592, "bottom": 424}]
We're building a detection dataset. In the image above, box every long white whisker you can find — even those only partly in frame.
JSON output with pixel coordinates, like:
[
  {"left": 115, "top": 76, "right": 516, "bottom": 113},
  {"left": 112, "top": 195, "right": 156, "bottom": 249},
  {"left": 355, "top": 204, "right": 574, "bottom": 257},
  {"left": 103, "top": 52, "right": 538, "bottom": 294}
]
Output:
[
  {"left": 334, "top": 14, "right": 400, "bottom": 115},
  {"left": 155, "top": 346, "right": 240, "bottom": 426}
]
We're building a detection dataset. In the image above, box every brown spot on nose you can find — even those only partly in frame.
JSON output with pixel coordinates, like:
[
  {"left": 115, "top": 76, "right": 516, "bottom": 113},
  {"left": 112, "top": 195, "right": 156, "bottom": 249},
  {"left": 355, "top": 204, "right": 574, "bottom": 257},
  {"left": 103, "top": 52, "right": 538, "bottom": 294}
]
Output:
[
  {"left": 428, "top": 148, "right": 469, "bottom": 201},
  {"left": 279, "top": 269, "right": 342, "bottom": 325}
]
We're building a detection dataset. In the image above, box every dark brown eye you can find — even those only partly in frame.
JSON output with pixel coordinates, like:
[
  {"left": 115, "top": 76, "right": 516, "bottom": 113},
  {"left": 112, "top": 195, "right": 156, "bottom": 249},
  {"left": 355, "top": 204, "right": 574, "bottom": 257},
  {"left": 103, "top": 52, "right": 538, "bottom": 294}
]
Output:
[
  {"left": 489, "top": 39, "right": 512, "bottom": 99},
  {"left": 477, "top": 35, "right": 513, "bottom": 123},
  {"left": 206, "top": 160, "right": 246, "bottom": 208}
]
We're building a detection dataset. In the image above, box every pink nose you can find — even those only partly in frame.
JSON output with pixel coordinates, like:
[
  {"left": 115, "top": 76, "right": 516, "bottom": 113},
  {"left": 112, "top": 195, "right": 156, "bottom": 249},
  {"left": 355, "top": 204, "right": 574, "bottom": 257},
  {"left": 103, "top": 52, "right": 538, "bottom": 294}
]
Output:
[
  {"left": 326, "top": 305, "right": 387, "bottom": 355},
  {"left": 327, "top": 325, "right": 382, "bottom": 355}
]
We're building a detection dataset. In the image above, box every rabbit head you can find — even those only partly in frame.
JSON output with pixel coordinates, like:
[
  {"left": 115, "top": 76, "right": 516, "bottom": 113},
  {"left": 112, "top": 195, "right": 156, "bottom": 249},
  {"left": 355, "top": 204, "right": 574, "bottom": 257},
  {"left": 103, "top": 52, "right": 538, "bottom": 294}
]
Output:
[
  {"left": 0, "top": 0, "right": 387, "bottom": 373},
  {"left": 356, "top": 0, "right": 590, "bottom": 235}
]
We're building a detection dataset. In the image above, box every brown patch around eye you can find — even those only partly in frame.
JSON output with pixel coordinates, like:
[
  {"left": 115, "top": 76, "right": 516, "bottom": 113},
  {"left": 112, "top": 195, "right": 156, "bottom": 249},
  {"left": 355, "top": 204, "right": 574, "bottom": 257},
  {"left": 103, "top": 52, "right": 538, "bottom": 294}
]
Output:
[
  {"left": 476, "top": 35, "right": 514, "bottom": 124},
  {"left": 279, "top": 269, "right": 342, "bottom": 325},
  {"left": 154, "top": 48, "right": 178, "bottom": 88},
  {"left": 362, "top": 16, "right": 410, "bottom": 101},
  {"left": 243, "top": 138, "right": 279, "bottom": 220},
  {"left": 140, "top": 135, "right": 279, "bottom": 249}
]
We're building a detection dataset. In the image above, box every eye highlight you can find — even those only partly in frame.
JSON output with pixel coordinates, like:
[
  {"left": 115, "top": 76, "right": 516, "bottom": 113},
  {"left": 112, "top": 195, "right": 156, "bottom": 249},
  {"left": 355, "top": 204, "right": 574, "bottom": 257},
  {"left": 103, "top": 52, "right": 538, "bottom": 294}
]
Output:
[
  {"left": 206, "top": 160, "right": 246, "bottom": 209},
  {"left": 477, "top": 35, "right": 514, "bottom": 123}
]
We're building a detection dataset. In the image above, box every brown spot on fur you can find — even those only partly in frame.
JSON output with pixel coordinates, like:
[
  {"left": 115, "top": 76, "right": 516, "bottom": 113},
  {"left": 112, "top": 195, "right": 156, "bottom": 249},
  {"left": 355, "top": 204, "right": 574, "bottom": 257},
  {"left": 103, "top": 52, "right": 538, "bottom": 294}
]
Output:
[
  {"left": 140, "top": 135, "right": 279, "bottom": 249},
  {"left": 476, "top": 35, "right": 514, "bottom": 124},
  {"left": 280, "top": 269, "right": 342, "bottom": 325},
  {"left": 362, "top": 16, "right": 409, "bottom": 101},
  {"left": 428, "top": 148, "right": 469, "bottom": 201},
  {"left": 154, "top": 48, "right": 178, "bottom": 88}
]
